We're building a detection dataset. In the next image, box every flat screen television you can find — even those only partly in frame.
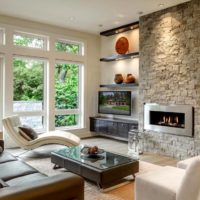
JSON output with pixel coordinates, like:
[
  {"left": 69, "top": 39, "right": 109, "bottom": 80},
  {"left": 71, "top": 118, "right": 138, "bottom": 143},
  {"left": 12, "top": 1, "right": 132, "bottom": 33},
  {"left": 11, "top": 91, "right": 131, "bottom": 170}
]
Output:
[{"left": 98, "top": 91, "right": 132, "bottom": 116}]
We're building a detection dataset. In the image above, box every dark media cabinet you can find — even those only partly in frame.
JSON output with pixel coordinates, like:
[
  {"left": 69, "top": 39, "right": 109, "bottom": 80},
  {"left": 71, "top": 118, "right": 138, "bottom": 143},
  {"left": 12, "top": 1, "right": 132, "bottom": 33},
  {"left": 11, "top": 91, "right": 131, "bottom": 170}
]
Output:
[{"left": 90, "top": 116, "right": 138, "bottom": 141}]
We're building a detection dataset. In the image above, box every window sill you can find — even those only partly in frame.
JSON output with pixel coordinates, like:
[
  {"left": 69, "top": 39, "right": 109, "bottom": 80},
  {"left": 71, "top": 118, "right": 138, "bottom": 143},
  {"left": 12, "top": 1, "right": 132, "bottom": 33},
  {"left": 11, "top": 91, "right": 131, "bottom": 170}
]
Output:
[{"left": 55, "top": 126, "right": 84, "bottom": 132}]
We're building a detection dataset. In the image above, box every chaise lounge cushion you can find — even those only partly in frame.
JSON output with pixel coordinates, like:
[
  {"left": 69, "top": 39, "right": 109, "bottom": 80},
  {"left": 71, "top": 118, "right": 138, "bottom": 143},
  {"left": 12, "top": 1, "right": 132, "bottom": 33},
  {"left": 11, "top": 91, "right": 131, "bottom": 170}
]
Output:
[
  {"left": 135, "top": 166, "right": 185, "bottom": 200},
  {"left": 3, "top": 115, "right": 81, "bottom": 150}
]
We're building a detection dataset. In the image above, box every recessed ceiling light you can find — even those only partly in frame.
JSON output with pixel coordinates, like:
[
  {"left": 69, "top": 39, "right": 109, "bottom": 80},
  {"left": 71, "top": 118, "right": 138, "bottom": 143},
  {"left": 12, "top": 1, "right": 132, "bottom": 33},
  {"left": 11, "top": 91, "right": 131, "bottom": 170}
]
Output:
[
  {"left": 159, "top": 3, "right": 164, "bottom": 7},
  {"left": 98, "top": 24, "right": 103, "bottom": 28}
]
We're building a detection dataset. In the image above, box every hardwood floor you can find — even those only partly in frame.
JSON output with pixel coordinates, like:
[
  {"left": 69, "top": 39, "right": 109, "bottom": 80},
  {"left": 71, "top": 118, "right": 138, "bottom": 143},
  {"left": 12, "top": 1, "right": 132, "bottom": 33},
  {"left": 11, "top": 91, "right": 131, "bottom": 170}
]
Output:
[{"left": 81, "top": 136, "right": 178, "bottom": 166}]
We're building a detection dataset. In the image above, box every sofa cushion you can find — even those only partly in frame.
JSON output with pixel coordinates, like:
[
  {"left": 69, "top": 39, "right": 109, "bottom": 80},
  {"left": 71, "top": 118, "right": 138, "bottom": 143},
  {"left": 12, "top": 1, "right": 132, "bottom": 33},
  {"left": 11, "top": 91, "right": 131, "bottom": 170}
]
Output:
[
  {"left": 0, "top": 152, "right": 17, "bottom": 164},
  {"left": 18, "top": 125, "right": 38, "bottom": 140},
  {"left": 6, "top": 173, "right": 47, "bottom": 186},
  {"left": 0, "top": 160, "right": 37, "bottom": 181}
]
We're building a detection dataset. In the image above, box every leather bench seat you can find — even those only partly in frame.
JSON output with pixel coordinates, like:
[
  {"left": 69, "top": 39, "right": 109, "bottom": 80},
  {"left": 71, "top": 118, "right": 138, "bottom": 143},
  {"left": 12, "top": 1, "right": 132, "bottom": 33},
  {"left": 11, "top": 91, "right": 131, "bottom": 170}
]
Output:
[
  {"left": 0, "top": 150, "right": 84, "bottom": 200},
  {"left": 6, "top": 173, "right": 47, "bottom": 186},
  {"left": 0, "top": 160, "right": 37, "bottom": 181},
  {"left": 0, "top": 152, "right": 17, "bottom": 164}
]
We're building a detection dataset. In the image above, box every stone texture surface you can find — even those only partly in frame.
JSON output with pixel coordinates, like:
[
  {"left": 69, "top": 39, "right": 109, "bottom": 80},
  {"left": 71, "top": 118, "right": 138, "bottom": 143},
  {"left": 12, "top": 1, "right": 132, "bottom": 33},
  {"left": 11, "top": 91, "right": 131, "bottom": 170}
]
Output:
[{"left": 139, "top": 0, "right": 200, "bottom": 159}]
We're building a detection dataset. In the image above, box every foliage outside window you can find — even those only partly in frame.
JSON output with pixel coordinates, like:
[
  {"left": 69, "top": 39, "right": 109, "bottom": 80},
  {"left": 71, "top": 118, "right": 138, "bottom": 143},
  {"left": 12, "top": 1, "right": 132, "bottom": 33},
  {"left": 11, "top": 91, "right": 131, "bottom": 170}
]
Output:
[
  {"left": 13, "top": 58, "right": 44, "bottom": 102},
  {"left": 13, "top": 32, "right": 46, "bottom": 49},
  {"left": 55, "top": 62, "right": 80, "bottom": 127},
  {"left": 55, "top": 40, "right": 80, "bottom": 54},
  {"left": 55, "top": 63, "right": 79, "bottom": 109},
  {"left": 13, "top": 57, "right": 45, "bottom": 129},
  {"left": 55, "top": 115, "right": 78, "bottom": 127}
]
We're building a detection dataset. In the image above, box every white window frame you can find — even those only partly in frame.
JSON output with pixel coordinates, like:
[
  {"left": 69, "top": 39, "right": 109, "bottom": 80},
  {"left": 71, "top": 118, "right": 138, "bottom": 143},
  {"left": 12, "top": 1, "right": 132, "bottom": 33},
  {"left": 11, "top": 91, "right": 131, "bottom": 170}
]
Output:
[
  {"left": 0, "top": 24, "right": 86, "bottom": 135},
  {"left": 0, "top": 28, "right": 5, "bottom": 45},
  {"left": 12, "top": 56, "right": 48, "bottom": 131},
  {"left": 55, "top": 60, "right": 84, "bottom": 130},
  {"left": 13, "top": 31, "right": 49, "bottom": 50},
  {"left": 55, "top": 39, "right": 84, "bottom": 55},
  {"left": 0, "top": 55, "right": 3, "bottom": 131}
]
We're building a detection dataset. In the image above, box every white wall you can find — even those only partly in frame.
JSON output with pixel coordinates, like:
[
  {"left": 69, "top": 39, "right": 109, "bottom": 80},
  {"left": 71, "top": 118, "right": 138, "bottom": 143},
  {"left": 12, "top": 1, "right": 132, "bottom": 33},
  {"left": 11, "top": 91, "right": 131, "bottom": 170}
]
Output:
[
  {"left": 100, "top": 28, "right": 139, "bottom": 120},
  {"left": 101, "top": 29, "right": 139, "bottom": 58},
  {"left": 0, "top": 15, "right": 100, "bottom": 147}
]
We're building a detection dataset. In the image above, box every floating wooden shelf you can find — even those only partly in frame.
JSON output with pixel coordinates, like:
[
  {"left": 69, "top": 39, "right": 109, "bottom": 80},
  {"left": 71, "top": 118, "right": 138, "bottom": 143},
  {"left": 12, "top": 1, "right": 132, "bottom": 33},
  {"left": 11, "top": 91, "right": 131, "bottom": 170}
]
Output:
[
  {"left": 100, "top": 21, "right": 139, "bottom": 36},
  {"left": 100, "top": 83, "right": 139, "bottom": 88},
  {"left": 100, "top": 52, "right": 139, "bottom": 62}
]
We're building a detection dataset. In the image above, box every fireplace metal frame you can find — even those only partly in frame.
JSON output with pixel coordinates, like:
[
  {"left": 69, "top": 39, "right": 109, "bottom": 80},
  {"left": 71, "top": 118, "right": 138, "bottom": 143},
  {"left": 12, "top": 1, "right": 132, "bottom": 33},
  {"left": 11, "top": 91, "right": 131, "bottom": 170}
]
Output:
[{"left": 144, "top": 103, "right": 194, "bottom": 137}]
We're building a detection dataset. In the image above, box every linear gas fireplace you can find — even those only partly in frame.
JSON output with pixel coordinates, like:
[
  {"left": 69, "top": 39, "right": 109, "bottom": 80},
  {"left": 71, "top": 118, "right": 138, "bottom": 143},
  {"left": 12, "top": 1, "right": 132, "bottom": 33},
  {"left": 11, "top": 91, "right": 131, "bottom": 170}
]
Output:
[{"left": 144, "top": 104, "right": 194, "bottom": 137}]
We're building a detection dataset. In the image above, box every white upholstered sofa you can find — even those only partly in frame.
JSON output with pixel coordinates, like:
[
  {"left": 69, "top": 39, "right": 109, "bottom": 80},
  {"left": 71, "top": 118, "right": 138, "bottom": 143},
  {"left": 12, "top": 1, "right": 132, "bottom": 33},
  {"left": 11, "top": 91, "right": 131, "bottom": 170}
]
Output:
[
  {"left": 135, "top": 157, "right": 200, "bottom": 200},
  {"left": 177, "top": 155, "right": 200, "bottom": 169}
]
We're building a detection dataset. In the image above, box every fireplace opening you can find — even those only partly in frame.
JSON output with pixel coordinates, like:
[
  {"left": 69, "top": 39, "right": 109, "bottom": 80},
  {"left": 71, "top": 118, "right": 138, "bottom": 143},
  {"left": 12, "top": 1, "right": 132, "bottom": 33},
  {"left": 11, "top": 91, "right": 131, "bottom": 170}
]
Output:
[{"left": 150, "top": 111, "right": 185, "bottom": 129}]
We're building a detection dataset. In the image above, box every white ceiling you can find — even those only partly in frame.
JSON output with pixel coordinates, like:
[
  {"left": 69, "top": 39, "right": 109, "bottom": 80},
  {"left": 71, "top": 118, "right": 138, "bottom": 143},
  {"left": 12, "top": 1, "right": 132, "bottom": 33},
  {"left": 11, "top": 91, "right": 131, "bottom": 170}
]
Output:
[{"left": 0, "top": 0, "right": 190, "bottom": 35}]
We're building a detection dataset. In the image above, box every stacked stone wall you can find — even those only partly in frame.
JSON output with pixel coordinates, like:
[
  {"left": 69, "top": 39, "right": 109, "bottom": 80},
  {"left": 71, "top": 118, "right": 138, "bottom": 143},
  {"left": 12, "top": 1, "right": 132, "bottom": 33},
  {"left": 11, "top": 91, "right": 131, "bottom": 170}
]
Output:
[{"left": 139, "top": 0, "right": 200, "bottom": 159}]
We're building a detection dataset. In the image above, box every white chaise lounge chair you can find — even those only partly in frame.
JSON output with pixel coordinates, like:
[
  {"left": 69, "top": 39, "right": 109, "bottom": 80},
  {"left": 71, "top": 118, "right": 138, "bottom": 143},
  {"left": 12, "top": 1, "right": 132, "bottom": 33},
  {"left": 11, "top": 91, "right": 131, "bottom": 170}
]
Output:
[{"left": 2, "top": 115, "right": 80, "bottom": 150}]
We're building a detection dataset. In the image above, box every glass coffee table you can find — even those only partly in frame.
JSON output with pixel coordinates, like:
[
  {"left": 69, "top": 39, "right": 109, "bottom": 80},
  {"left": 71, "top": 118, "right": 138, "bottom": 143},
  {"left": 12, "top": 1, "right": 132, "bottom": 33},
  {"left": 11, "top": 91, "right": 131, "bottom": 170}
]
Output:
[{"left": 51, "top": 145, "right": 139, "bottom": 189}]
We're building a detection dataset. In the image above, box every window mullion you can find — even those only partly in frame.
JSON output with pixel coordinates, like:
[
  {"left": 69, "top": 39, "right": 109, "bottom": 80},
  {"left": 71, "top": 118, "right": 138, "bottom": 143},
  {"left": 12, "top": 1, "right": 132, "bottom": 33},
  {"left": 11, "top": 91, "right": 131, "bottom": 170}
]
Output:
[{"left": 47, "top": 57, "right": 56, "bottom": 131}]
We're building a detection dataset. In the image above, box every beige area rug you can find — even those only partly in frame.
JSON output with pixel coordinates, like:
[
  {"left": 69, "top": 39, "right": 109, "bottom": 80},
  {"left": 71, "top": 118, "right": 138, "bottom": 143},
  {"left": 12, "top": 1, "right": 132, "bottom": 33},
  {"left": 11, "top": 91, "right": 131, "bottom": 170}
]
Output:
[{"left": 17, "top": 149, "right": 160, "bottom": 200}]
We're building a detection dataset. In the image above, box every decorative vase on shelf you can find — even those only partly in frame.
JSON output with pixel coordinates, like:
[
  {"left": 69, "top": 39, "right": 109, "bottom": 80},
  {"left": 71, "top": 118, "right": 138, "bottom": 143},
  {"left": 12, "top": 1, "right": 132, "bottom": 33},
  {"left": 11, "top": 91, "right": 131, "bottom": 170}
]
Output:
[
  {"left": 125, "top": 74, "right": 135, "bottom": 83},
  {"left": 114, "top": 74, "right": 123, "bottom": 84}
]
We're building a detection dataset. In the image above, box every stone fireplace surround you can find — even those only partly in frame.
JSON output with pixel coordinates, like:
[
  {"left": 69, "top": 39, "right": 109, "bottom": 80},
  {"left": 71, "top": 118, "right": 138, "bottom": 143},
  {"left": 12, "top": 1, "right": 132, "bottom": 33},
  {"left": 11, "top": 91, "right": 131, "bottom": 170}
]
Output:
[{"left": 139, "top": 0, "right": 200, "bottom": 159}]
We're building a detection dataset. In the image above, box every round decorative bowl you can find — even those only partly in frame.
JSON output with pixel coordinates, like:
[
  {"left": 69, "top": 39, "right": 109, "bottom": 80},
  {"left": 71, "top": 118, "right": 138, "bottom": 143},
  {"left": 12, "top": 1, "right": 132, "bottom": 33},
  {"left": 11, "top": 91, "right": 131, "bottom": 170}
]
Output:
[
  {"left": 81, "top": 146, "right": 104, "bottom": 158},
  {"left": 115, "top": 36, "right": 129, "bottom": 54}
]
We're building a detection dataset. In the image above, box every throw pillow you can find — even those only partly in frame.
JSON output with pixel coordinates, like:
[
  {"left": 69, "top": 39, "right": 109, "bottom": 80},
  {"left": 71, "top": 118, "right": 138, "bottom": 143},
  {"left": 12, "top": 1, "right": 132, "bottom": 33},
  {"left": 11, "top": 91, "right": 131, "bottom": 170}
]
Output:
[
  {"left": 0, "top": 140, "right": 4, "bottom": 153},
  {"left": 0, "top": 179, "right": 8, "bottom": 188},
  {"left": 18, "top": 125, "right": 38, "bottom": 141}
]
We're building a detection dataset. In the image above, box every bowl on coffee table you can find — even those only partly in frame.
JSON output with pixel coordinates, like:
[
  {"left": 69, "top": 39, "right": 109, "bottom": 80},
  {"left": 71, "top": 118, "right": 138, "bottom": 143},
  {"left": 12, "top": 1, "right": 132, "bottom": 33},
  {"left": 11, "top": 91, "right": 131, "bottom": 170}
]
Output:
[{"left": 81, "top": 146, "right": 104, "bottom": 158}]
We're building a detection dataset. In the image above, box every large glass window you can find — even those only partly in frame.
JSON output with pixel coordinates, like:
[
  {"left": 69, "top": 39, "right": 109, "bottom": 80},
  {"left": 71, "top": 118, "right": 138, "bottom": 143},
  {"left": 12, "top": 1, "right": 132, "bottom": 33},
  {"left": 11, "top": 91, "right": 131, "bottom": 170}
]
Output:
[
  {"left": 1, "top": 27, "right": 85, "bottom": 136},
  {"left": 13, "top": 57, "right": 46, "bottom": 129},
  {"left": 13, "top": 32, "right": 47, "bottom": 50},
  {"left": 55, "top": 40, "right": 82, "bottom": 55},
  {"left": 55, "top": 61, "right": 82, "bottom": 128}
]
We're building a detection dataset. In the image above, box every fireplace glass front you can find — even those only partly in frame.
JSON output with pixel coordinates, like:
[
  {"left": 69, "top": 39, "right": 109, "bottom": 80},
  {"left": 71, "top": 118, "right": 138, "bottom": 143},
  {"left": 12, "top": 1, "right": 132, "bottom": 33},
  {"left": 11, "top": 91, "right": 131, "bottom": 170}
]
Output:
[{"left": 150, "top": 111, "right": 185, "bottom": 129}]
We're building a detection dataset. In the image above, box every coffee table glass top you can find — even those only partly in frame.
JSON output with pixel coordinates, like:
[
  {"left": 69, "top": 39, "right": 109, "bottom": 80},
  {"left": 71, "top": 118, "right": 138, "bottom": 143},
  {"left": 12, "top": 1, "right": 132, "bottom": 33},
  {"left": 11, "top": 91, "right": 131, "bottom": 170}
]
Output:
[{"left": 53, "top": 145, "right": 135, "bottom": 170}]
